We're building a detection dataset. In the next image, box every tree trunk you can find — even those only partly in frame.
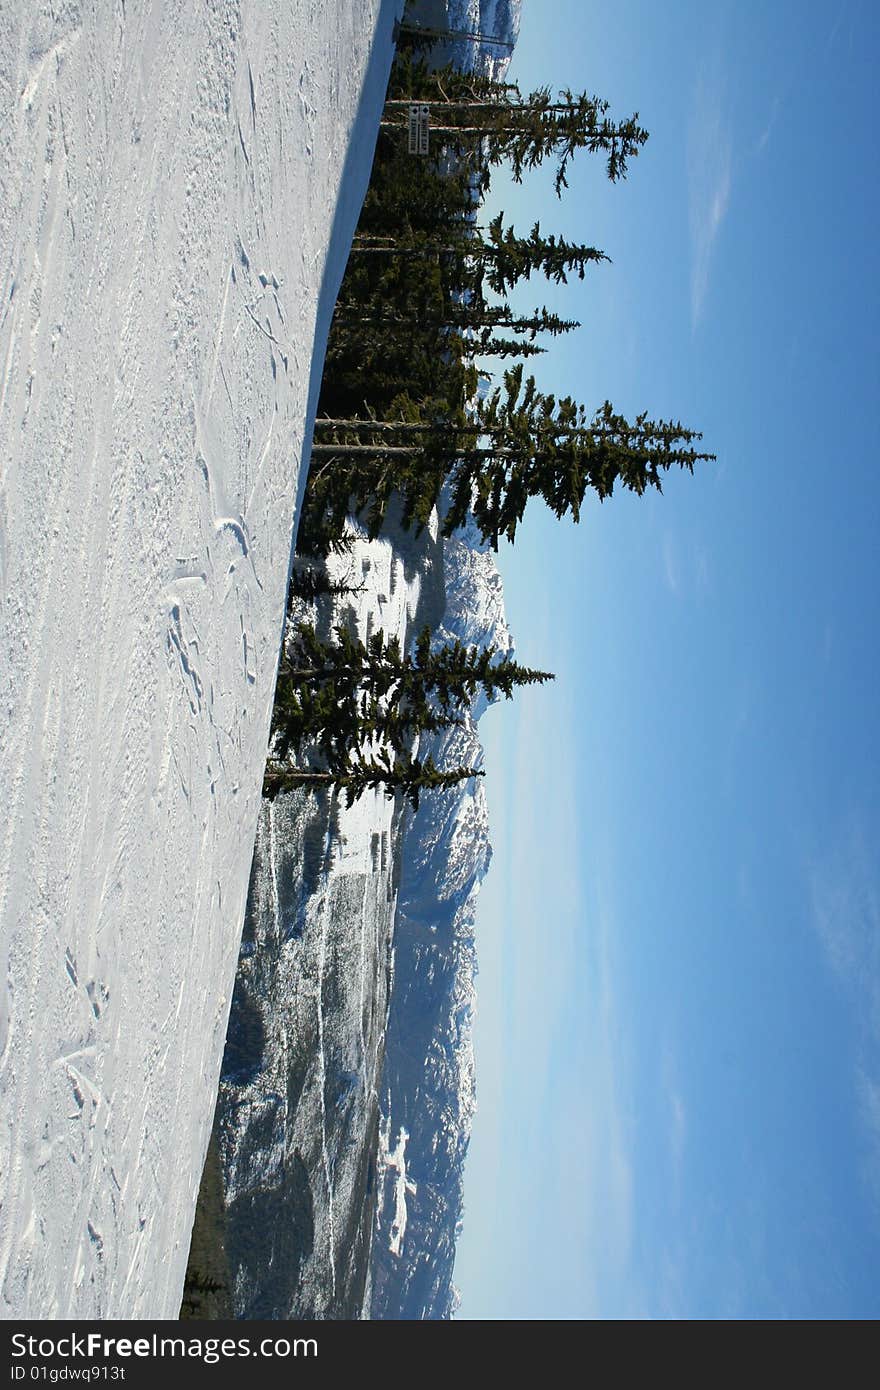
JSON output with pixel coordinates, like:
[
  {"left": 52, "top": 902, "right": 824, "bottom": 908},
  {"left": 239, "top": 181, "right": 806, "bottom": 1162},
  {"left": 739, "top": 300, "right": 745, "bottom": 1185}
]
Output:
[
  {"left": 315, "top": 417, "right": 440, "bottom": 433},
  {"left": 263, "top": 769, "right": 335, "bottom": 787},
  {"left": 332, "top": 312, "right": 574, "bottom": 332},
  {"left": 309, "top": 442, "right": 435, "bottom": 457},
  {"left": 378, "top": 121, "right": 533, "bottom": 137},
  {"left": 381, "top": 101, "right": 591, "bottom": 116},
  {"left": 347, "top": 242, "right": 479, "bottom": 257}
]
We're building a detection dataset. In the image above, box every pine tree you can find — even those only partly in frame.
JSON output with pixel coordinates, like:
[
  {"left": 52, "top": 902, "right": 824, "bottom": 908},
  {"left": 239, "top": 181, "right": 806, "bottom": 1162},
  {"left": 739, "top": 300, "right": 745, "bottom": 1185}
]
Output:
[
  {"left": 275, "top": 622, "right": 552, "bottom": 731},
  {"left": 381, "top": 57, "right": 648, "bottom": 192},
  {"left": 263, "top": 752, "right": 484, "bottom": 811},
  {"left": 331, "top": 305, "right": 580, "bottom": 340},
  {"left": 307, "top": 365, "right": 715, "bottom": 546},
  {"left": 445, "top": 365, "right": 717, "bottom": 545},
  {"left": 287, "top": 559, "right": 363, "bottom": 605},
  {"left": 266, "top": 622, "right": 553, "bottom": 805},
  {"left": 357, "top": 152, "right": 480, "bottom": 241},
  {"left": 351, "top": 213, "right": 609, "bottom": 293}
]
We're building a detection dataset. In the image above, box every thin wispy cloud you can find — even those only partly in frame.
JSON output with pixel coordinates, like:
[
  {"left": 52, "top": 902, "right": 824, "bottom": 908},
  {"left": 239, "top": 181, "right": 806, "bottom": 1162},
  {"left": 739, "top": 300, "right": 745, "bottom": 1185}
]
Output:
[
  {"left": 693, "top": 540, "right": 711, "bottom": 597},
  {"left": 687, "top": 52, "right": 732, "bottom": 330},
  {"left": 810, "top": 815, "right": 880, "bottom": 1209},
  {"left": 662, "top": 533, "right": 712, "bottom": 600},
  {"left": 755, "top": 95, "right": 781, "bottom": 155},
  {"left": 826, "top": 1, "right": 847, "bottom": 49},
  {"left": 825, "top": 0, "right": 857, "bottom": 54},
  {"left": 858, "top": 1070, "right": 880, "bottom": 1209},
  {"left": 662, "top": 1042, "right": 687, "bottom": 1200},
  {"left": 663, "top": 533, "right": 680, "bottom": 595}
]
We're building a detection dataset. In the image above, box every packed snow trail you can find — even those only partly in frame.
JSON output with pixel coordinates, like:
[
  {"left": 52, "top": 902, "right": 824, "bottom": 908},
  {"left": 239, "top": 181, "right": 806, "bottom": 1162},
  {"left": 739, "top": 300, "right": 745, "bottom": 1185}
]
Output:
[{"left": 0, "top": 0, "right": 399, "bottom": 1319}]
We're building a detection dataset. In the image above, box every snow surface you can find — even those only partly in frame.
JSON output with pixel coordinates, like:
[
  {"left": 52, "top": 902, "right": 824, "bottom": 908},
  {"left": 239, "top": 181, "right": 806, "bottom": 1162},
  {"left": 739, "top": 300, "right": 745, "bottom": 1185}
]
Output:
[
  {"left": 0, "top": 0, "right": 400, "bottom": 1319},
  {"left": 377, "top": 1118, "right": 414, "bottom": 1259}
]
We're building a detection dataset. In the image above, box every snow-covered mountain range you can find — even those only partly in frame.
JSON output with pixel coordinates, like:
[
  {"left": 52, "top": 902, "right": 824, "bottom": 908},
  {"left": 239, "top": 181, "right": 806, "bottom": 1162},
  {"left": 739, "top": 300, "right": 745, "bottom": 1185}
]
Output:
[
  {"left": 368, "top": 0, "right": 522, "bottom": 1319},
  {"left": 212, "top": 511, "right": 515, "bottom": 1321},
  {"left": 213, "top": 520, "right": 445, "bottom": 1319},
  {"left": 371, "top": 521, "right": 513, "bottom": 1319}
]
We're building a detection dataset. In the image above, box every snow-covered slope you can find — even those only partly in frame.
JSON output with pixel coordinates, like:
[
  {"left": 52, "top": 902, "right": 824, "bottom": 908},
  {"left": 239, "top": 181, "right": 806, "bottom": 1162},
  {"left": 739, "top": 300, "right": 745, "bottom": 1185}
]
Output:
[{"left": 0, "top": 0, "right": 399, "bottom": 1319}]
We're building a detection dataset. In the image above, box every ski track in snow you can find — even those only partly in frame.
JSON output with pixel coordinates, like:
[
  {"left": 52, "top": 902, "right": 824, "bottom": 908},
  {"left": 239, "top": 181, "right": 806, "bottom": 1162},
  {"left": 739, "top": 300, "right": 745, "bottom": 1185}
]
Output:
[{"left": 0, "top": 0, "right": 398, "bottom": 1319}]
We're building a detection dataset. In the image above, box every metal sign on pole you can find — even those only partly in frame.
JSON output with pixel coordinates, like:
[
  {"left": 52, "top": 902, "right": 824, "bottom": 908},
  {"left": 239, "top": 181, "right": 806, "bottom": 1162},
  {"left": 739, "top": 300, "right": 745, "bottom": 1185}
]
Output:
[{"left": 408, "top": 103, "right": 430, "bottom": 155}]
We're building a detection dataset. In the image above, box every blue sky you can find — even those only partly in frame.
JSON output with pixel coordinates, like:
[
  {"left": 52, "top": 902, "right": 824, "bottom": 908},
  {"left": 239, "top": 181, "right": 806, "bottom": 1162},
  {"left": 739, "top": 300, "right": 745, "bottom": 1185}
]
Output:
[{"left": 454, "top": 0, "right": 880, "bottom": 1318}]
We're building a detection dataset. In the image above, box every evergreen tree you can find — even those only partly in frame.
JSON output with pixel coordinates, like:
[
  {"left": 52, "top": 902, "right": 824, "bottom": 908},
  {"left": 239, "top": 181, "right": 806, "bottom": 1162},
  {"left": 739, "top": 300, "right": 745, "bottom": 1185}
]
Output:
[
  {"left": 356, "top": 152, "right": 480, "bottom": 241},
  {"left": 287, "top": 559, "right": 363, "bottom": 605},
  {"left": 263, "top": 752, "right": 484, "bottom": 811},
  {"left": 331, "top": 305, "right": 580, "bottom": 340},
  {"left": 382, "top": 57, "right": 648, "bottom": 191},
  {"left": 351, "top": 213, "right": 609, "bottom": 293},
  {"left": 307, "top": 365, "right": 715, "bottom": 546},
  {"left": 267, "top": 622, "right": 553, "bottom": 805},
  {"left": 275, "top": 621, "right": 552, "bottom": 744},
  {"left": 444, "top": 365, "right": 717, "bottom": 544}
]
